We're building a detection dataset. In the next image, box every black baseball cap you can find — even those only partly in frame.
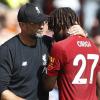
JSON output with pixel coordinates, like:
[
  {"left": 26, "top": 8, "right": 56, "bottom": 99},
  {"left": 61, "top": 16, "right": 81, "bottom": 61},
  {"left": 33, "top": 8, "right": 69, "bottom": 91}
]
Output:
[{"left": 17, "top": 3, "right": 48, "bottom": 23}]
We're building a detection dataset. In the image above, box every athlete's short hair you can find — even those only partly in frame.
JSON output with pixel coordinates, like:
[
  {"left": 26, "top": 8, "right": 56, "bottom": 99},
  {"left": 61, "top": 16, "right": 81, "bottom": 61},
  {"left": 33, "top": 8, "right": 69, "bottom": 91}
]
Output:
[{"left": 48, "top": 7, "right": 80, "bottom": 33}]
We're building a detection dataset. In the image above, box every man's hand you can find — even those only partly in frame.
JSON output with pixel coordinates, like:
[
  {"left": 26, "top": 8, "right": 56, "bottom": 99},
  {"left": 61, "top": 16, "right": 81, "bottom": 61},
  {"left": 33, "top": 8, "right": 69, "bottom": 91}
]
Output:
[
  {"left": 1, "top": 90, "right": 26, "bottom": 100},
  {"left": 68, "top": 25, "right": 88, "bottom": 37}
]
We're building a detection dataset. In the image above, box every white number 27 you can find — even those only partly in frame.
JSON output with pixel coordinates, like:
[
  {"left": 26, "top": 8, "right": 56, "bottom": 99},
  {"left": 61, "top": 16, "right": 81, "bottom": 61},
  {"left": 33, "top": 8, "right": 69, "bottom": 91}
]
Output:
[{"left": 72, "top": 54, "right": 99, "bottom": 84}]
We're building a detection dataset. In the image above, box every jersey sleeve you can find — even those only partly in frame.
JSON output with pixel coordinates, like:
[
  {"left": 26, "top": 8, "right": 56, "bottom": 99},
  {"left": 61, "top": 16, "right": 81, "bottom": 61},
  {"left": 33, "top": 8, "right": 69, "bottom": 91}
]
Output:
[
  {"left": 47, "top": 44, "right": 63, "bottom": 76},
  {"left": 0, "top": 45, "right": 13, "bottom": 93}
]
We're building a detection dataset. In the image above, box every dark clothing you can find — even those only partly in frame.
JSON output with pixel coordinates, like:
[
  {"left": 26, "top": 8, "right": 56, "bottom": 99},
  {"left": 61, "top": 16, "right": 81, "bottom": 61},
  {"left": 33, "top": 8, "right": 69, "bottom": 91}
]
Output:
[{"left": 0, "top": 35, "right": 52, "bottom": 100}]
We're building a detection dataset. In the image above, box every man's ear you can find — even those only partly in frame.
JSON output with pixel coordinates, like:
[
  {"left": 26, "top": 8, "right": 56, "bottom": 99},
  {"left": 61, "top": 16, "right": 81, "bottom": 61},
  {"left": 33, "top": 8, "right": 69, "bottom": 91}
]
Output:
[{"left": 19, "top": 22, "right": 27, "bottom": 32}]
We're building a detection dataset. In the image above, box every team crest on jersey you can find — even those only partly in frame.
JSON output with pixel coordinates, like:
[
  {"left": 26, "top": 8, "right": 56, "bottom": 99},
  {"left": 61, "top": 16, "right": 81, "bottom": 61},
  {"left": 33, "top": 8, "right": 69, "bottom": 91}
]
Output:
[
  {"left": 48, "top": 56, "right": 55, "bottom": 70},
  {"left": 42, "top": 54, "right": 47, "bottom": 66}
]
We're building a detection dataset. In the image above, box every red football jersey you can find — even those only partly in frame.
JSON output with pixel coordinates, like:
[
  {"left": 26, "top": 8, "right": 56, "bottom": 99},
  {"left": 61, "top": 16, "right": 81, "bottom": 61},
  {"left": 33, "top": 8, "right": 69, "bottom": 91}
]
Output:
[{"left": 47, "top": 35, "right": 100, "bottom": 100}]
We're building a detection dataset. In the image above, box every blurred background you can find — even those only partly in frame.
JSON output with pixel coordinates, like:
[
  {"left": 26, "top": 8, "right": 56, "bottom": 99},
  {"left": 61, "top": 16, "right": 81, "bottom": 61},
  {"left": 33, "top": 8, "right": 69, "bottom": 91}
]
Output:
[
  {"left": 0, "top": 0, "right": 100, "bottom": 40},
  {"left": 0, "top": 0, "right": 100, "bottom": 100}
]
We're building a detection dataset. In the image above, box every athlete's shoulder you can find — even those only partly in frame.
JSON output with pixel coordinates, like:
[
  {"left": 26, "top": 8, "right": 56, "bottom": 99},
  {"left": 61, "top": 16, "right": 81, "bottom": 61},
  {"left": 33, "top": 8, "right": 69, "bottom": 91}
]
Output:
[
  {"left": 0, "top": 35, "right": 20, "bottom": 52},
  {"left": 51, "top": 41, "right": 65, "bottom": 53},
  {"left": 1, "top": 35, "right": 19, "bottom": 46},
  {"left": 0, "top": 35, "right": 19, "bottom": 55}
]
